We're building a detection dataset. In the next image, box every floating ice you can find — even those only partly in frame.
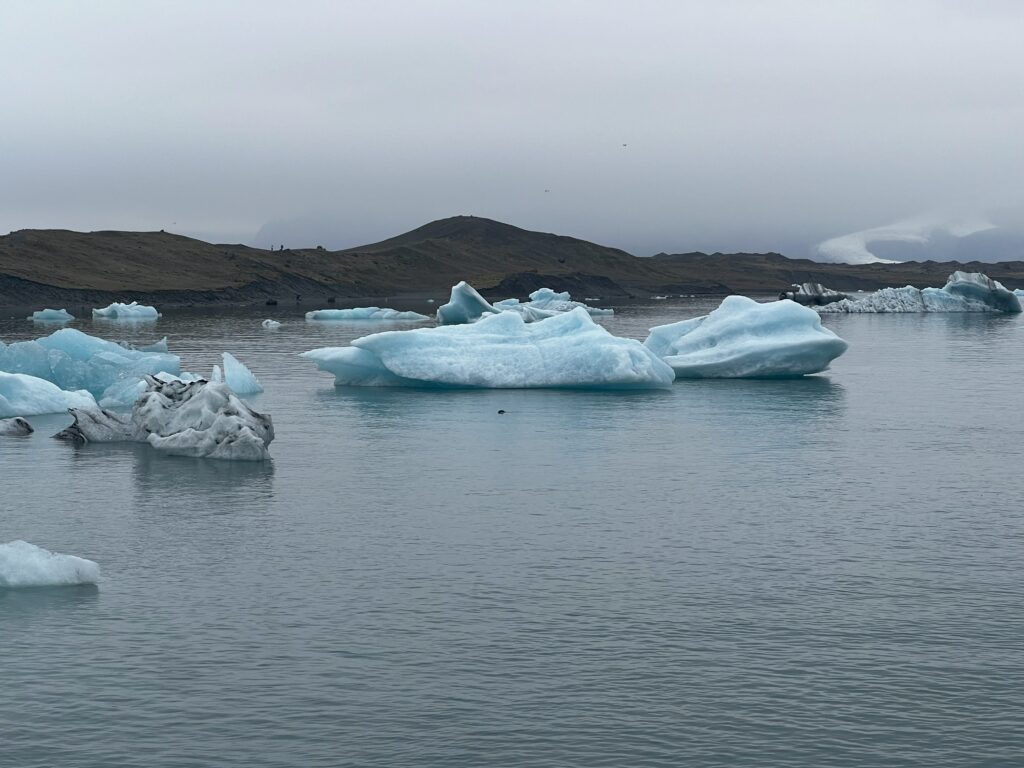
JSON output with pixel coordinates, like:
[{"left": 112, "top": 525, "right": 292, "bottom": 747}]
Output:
[
  {"left": 220, "top": 352, "right": 263, "bottom": 395},
  {"left": 0, "top": 372, "right": 97, "bottom": 417},
  {"left": 0, "top": 417, "right": 34, "bottom": 436},
  {"left": 819, "top": 272, "right": 1021, "bottom": 314},
  {"left": 304, "top": 307, "right": 674, "bottom": 390},
  {"left": 644, "top": 296, "right": 848, "bottom": 378},
  {"left": 435, "top": 282, "right": 500, "bottom": 325},
  {"left": 494, "top": 288, "right": 613, "bottom": 319},
  {"left": 262, "top": 319, "right": 282, "bottom": 329},
  {"left": 28, "top": 308, "right": 74, "bottom": 322},
  {"left": 56, "top": 376, "right": 274, "bottom": 460},
  {"left": 92, "top": 301, "right": 160, "bottom": 320},
  {"left": 0, "top": 540, "right": 100, "bottom": 587},
  {"left": 780, "top": 283, "right": 849, "bottom": 306},
  {"left": 437, "top": 282, "right": 612, "bottom": 325},
  {"left": 0, "top": 328, "right": 181, "bottom": 407},
  {"left": 305, "top": 308, "right": 430, "bottom": 321}
]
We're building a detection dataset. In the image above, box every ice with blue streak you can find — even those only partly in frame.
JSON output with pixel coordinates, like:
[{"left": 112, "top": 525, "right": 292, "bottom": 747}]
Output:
[{"left": 645, "top": 296, "right": 848, "bottom": 378}]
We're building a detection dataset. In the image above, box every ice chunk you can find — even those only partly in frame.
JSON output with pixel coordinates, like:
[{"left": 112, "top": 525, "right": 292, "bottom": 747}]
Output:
[
  {"left": 645, "top": 296, "right": 848, "bottom": 378},
  {"left": 92, "top": 301, "right": 160, "bottom": 320},
  {"left": 56, "top": 376, "right": 274, "bottom": 461},
  {"left": 28, "top": 308, "right": 74, "bottom": 322},
  {"left": 820, "top": 272, "right": 1021, "bottom": 313},
  {"left": 262, "top": 319, "right": 282, "bottom": 329},
  {"left": 303, "top": 307, "right": 674, "bottom": 390},
  {"left": 305, "top": 307, "right": 430, "bottom": 321},
  {"left": 0, "top": 417, "right": 33, "bottom": 436},
  {"left": 436, "top": 281, "right": 501, "bottom": 325},
  {"left": 0, "top": 372, "right": 97, "bottom": 417},
  {"left": 0, "top": 540, "right": 100, "bottom": 587},
  {"left": 0, "top": 328, "right": 181, "bottom": 407},
  {"left": 221, "top": 352, "right": 263, "bottom": 395},
  {"left": 779, "top": 283, "right": 848, "bottom": 306}
]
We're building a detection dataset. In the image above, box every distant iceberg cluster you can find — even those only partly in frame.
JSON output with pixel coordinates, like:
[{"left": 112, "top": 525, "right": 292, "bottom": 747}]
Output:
[
  {"left": 306, "top": 307, "right": 431, "bottom": 322},
  {"left": 0, "top": 540, "right": 99, "bottom": 588},
  {"left": 92, "top": 301, "right": 160, "bottom": 320},
  {"left": 645, "top": 296, "right": 848, "bottom": 378},
  {"left": 436, "top": 282, "right": 612, "bottom": 325},
  {"left": 819, "top": 272, "right": 1021, "bottom": 314},
  {"left": 304, "top": 307, "right": 674, "bottom": 390}
]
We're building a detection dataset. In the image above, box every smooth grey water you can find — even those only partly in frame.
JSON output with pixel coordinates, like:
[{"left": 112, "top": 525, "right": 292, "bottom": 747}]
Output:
[{"left": 2, "top": 300, "right": 1023, "bottom": 767}]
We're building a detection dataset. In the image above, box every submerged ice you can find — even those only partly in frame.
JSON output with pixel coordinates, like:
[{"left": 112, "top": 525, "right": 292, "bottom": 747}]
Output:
[
  {"left": 0, "top": 540, "right": 100, "bottom": 587},
  {"left": 645, "top": 296, "right": 848, "bottom": 378},
  {"left": 306, "top": 307, "right": 430, "bottom": 321},
  {"left": 92, "top": 301, "right": 160, "bottom": 320},
  {"left": 57, "top": 376, "right": 275, "bottom": 460},
  {"left": 820, "top": 272, "right": 1021, "bottom": 314},
  {"left": 304, "top": 307, "right": 673, "bottom": 390}
]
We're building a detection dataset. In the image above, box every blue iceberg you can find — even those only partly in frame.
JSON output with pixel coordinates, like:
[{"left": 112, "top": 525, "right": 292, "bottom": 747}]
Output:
[
  {"left": 437, "top": 282, "right": 613, "bottom": 325},
  {"left": 0, "top": 540, "right": 100, "bottom": 588},
  {"left": 305, "top": 307, "right": 430, "bottom": 321},
  {"left": 0, "top": 372, "right": 97, "bottom": 417},
  {"left": 92, "top": 301, "right": 160, "bottom": 320},
  {"left": 28, "top": 308, "right": 74, "bottom": 323},
  {"left": 820, "top": 272, "right": 1021, "bottom": 313},
  {"left": 645, "top": 296, "right": 848, "bottom": 378},
  {"left": 304, "top": 307, "right": 674, "bottom": 390}
]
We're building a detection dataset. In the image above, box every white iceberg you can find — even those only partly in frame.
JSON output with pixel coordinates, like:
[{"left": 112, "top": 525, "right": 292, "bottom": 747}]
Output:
[
  {"left": 0, "top": 540, "right": 100, "bottom": 587},
  {"left": 92, "top": 301, "right": 160, "bottom": 320},
  {"left": 0, "top": 328, "right": 181, "bottom": 407},
  {"left": 0, "top": 372, "right": 97, "bottom": 417},
  {"left": 56, "top": 376, "right": 275, "bottom": 461},
  {"left": 303, "top": 307, "right": 674, "bottom": 390},
  {"left": 819, "top": 272, "right": 1021, "bottom": 314},
  {"left": 262, "top": 319, "right": 282, "bottom": 329},
  {"left": 28, "top": 308, "right": 74, "bottom": 322},
  {"left": 305, "top": 307, "right": 430, "bottom": 321},
  {"left": 644, "top": 296, "right": 848, "bottom": 378},
  {"left": 437, "top": 282, "right": 612, "bottom": 325},
  {"left": 0, "top": 417, "right": 34, "bottom": 436}
]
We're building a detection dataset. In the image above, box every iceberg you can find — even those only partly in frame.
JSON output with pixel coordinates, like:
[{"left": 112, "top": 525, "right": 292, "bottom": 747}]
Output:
[
  {"left": 435, "top": 281, "right": 501, "bottom": 325},
  {"left": 0, "top": 372, "right": 97, "bottom": 417},
  {"left": 28, "top": 308, "right": 74, "bottom": 322},
  {"left": 303, "top": 307, "right": 674, "bottom": 390},
  {"left": 0, "top": 540, "right": 100, "bottom": 588},
  {"left": 779, "top": 283, "right": 849, "bottom": 306},
  {"left": 0, "top": 328, "right": 181, "bottom": 407},
  {"left": 218, "top": 352, "right": 263, "bottom": 395},
  {"left": 436, "top": 282, "right": 613, "bottom": 325},
  {"left": 262, "top": 319, "right": 282, "bottom": 329},
  {"left": 305, "top": 307, "right": 430, "bottom": 321},
  {"left": 56, "top": 376, "right": 275, "bottom": 460},
  {"left": 0, "top": 417, "right": 34, "bottom": 436},
  {"left": 644, "top": 296, "right": 848, "bottom": 378},
  {"left": 820, "top": 272, "right": 1021, "bottom": 314},
  {"left": 92, "top": 301, "right": 160, "bottom": 320},
  {"left": 494, "top": 287, "right": 613, "bottom": 318}
]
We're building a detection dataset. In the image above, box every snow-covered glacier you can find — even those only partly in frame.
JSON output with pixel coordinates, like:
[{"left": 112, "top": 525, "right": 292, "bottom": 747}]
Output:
[
  {"left": 645, "top": 296, "right": 848, "bottom": 378},
  {"left": 0, "top": 372, "right": 97, "bottom": 417},
  {"left": 820, "top": 272, "right": 1021, "bottom": 314},
  {"left": 56, "top": 376, "right": 275, "bottom": 460},
  {"left": 306, "top": 307, "right": 431, "bottom": 321},
  {"left": 304, "top": 307, "right": 674, "bottom": 390},
  {"left": 28, "top": 308, "right": 74, "bottom": 322},
  {"left": 0, "top": 540, "right": 100, "bottom": 587},
  {"left": 436, "top": 281, "right": 612, "bottom": 325},
  {"left": 92, "top": 301, "right": 160, "bottom": 320}
]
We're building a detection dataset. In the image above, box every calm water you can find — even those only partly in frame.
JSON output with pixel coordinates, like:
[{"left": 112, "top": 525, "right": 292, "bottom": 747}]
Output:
[{"left": 2, "top": 299, "right": 1023, "bottom": 767}]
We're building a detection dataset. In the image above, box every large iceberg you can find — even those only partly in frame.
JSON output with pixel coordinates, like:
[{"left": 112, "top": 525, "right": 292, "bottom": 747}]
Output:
[
  {"left": 0, "top": 417, "right": 34, "bottom": 436},
  {"left": 436, "top": 281, "right": 612, "bottom": 325},
  {"left": 0, "top": 372, "right": 97, "bottom": 417},
  {"left": 644, "top": 296, "right": 848, "bottom": 378},
  {"left": 56, "top": 376, "right": 275, "bottom": 460},
  {"left": 92, "top": 301, "right": 160, "bottom": 320},
  {"left": 306, "top": 307, "right": 430, "bottom": 321},
  {"left": 0, "top": 328, "right": 181, "bottom": 407},
  {"left": 819, "top": 272, "right": 1021, "bottom": 314},
  {"left": 303, "top": 307, "right": 674, "bottom": 390},
  {"left": 0, "top": 540, "right": 100, "bottom": 587},
  {"left": 28, "top": 308, "right": 74, "bottom": 322}
]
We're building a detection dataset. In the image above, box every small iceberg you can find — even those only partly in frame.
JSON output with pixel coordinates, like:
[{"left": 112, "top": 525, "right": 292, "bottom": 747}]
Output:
[
  {"left": 305, "top": 307, "right": 430, "bottom": 321},
  {"left": 779, "top": 283, "right": 849, "bottom": 306},
  {"left": 216, "top": 352, "right": 263, "bottom": 395},
  {"left": 0, "top": 372, "right": 97, "bottom": 417},
  {"left": 493, "top": 287, "right": 613, "bottom": 319},
  {"left": 56, "top": 376, "right": 274, "bottom": 460},
  {"left": 819, "top": 272, "right": 1021, "bottom": 314},
  {"left": 436, "top": 282, "right": 499, "bottom": 325},
  {"left": 28, "top": 308, "right": 74, "bottom": 322},
  {"left": 262, "top": 319, "right": 282, "bottom": 329},
  {"left": 304, "top": 307, "right": 674, "bottom": 390},
  {"left": 0, "top": 540, "right": 100, "bottom": 587},
  {"left": 92, "top": 301, "right": 160, "bottom": 320},
  {"left": 644, "top": 296, "right": 848, "bottom": 378},
  {"left": 436, "top": 281, "right": 612, "bottom": 325},
  {"left": 0, "top": 417, "right": 34, "bottom": 436}
]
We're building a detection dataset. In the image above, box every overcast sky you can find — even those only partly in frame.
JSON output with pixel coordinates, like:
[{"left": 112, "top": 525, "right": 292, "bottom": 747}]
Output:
[{"left": 2, "top": 0, "right": 1022, "bottom": 257}]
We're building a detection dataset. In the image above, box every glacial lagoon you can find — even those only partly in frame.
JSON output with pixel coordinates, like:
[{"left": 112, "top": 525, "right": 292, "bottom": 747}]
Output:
[{"left": 2, "top": 298, "right": 1023, "bottom": 766}]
